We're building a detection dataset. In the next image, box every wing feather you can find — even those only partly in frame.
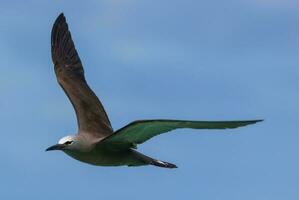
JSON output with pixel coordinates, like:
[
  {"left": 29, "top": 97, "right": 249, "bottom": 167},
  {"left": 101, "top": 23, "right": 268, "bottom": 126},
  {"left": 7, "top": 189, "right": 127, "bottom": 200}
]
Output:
[
  {"left": 51, "top": 13, "right": 113, "bottom": 138},
  {"left": 101, "top": 119, "right": 263, "bottom": 149}
]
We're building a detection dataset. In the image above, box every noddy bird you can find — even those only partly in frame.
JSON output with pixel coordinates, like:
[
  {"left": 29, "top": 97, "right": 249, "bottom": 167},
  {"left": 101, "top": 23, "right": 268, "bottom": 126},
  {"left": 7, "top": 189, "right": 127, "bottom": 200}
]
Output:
[{"left": 46, "top": 13, "right": 262, "bottom": 168}]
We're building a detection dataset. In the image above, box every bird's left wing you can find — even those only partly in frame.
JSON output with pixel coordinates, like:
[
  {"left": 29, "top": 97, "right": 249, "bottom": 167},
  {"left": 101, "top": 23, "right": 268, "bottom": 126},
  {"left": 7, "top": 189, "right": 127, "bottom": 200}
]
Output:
[{"left": 100, "top": 119, "right": 263, "bottom": 149}]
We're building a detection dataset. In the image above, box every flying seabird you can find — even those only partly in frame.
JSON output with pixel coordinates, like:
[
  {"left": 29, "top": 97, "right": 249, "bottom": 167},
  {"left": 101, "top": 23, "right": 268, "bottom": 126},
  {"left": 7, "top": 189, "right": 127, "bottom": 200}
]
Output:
[{"left": 46, "top": 13, "right": 262, "bottom": 168}]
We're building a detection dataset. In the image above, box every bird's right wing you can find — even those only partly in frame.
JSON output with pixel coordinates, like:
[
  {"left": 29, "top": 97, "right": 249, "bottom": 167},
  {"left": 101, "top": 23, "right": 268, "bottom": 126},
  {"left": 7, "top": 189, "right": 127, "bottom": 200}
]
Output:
[
  {"left": 100, "top": 119, "right": 263, "bottom": 150},
  {"left": 51, "top": 13, "right": 113, "bottom": 139}
]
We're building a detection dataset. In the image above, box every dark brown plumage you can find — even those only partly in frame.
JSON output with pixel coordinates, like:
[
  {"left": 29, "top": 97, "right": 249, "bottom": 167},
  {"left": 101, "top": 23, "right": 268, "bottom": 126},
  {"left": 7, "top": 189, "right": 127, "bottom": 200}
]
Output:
[{"left": 51, "top": 13, "right": 113, "bottom": 139}]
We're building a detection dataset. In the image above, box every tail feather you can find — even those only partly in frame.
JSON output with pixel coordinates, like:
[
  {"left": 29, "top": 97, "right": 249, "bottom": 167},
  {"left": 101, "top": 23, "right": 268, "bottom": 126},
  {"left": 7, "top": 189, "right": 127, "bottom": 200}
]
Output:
[
  {"left": 150, "top": 159, "right": 177, "bottom": 168},
  {"left": 131, "top": 149, "right": 177, "bottom": 169}
]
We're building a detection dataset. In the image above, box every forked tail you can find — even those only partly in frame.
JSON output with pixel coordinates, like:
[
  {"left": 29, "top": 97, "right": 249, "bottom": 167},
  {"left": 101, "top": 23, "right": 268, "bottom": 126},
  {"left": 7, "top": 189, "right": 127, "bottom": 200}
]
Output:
[{"left": 131, "top": 149, "right": 177, "bottom": 169}]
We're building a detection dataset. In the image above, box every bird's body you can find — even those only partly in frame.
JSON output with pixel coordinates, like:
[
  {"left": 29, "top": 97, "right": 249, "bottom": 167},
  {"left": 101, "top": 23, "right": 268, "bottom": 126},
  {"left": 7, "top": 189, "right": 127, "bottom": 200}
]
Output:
[
  {"left": 46, "top": 13, "right": 262, "bottom": 169},
  {"left": 56, "top": 135, "right": 151, "bottom": 167},
  {"left": 64, "top": 147, "right": 143, "bottom": 167}
]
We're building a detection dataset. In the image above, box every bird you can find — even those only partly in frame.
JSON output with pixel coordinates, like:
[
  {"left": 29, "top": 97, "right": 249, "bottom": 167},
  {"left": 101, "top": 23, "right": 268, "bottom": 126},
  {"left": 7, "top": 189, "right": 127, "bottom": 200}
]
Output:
[{"left": 46, "top": 13, "right": 263, "bottom": 169}]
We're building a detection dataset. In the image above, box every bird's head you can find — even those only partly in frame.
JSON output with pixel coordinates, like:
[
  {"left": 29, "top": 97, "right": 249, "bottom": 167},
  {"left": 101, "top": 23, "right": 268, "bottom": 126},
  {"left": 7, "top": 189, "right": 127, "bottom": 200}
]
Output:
[{"left": 46, "top": 135, "right": 79, "bottom": 152}]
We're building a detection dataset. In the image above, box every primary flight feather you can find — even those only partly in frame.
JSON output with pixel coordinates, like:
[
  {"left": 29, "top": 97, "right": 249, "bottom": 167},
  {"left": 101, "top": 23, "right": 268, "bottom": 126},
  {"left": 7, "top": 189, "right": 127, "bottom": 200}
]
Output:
[{"left": 46, "top": 13, "right": 263, "bottom": 169}]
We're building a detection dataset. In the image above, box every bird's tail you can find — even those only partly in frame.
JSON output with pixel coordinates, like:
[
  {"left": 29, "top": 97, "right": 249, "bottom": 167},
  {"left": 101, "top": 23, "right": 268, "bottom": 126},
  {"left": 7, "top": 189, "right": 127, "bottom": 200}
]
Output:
[
  {"left": 131, "top": 149, "right": 177, "bottom": 169},
  {"left": 149, "top": 158, "right": 178, "bottom": 169}
]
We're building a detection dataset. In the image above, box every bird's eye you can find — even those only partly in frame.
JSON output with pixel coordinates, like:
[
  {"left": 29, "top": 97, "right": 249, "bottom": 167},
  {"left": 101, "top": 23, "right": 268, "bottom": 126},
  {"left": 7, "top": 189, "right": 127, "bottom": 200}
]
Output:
[{"left": 64, "top": 141, "right": 73, "bottom": 145}]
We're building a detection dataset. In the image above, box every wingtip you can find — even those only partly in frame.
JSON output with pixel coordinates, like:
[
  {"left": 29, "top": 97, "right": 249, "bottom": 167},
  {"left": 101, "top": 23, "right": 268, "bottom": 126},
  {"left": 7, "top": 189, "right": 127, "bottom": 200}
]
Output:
[
  {"left": 51, "top": 12, "right": 69, "bottom": 48},
  {"left": 58, "top": 12, "right": 65, "bottom": 19},
  {"left": 244, "top": 119, "right": 263, "bottom": 126},
  {"left": 54, "top": 13, "right": 66, "bottom": 24},
  {"left": 244, "top": 119, "right": 263, "bottom": 124}
]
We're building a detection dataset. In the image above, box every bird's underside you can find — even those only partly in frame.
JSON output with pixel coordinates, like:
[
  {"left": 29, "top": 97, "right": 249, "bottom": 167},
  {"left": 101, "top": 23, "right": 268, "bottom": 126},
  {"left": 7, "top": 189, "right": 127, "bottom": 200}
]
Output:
[
  {"left": 64, "top": 146, "right": 178, "bottom": 168},
  {"left": 47, "top": 13, "right": 263, "bottom": 169}
]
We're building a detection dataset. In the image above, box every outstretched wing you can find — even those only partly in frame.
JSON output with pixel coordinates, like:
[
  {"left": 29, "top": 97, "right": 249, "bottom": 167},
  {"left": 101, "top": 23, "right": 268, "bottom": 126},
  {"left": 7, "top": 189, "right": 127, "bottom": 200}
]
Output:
[
  {"left": 101, "top": 119, "right": 263, "bottom": 149},
  {"left": 51, "top": 13, "right": 113, "bottom": 138}
]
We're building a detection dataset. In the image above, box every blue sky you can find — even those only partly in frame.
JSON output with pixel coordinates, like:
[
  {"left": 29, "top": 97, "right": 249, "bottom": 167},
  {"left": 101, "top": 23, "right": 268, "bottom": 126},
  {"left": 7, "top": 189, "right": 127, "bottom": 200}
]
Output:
[{"left": 0, "top": 0, "right": 298, "bottom": 199}]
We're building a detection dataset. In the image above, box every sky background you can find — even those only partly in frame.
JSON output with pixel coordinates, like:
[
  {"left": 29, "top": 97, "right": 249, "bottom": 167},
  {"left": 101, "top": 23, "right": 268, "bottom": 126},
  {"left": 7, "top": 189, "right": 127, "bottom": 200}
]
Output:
[{"left": 0, "top": 0, "right": 298, "bottom": 199}]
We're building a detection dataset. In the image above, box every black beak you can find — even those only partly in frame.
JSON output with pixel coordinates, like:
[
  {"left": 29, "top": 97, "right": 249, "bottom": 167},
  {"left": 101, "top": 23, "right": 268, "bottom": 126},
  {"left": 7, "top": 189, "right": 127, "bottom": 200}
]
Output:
[{"left": 46, "top": 144, "right": 65, "bottom": 151}]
